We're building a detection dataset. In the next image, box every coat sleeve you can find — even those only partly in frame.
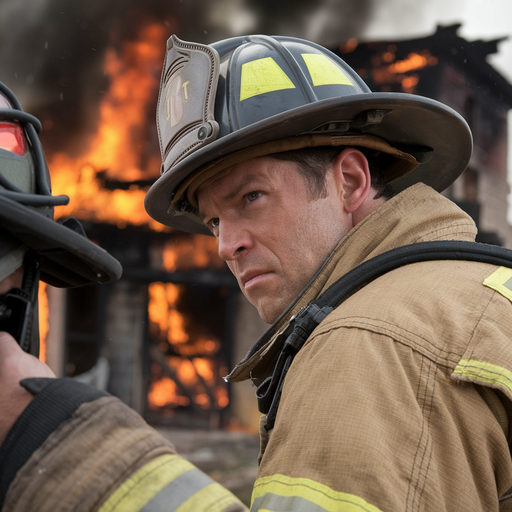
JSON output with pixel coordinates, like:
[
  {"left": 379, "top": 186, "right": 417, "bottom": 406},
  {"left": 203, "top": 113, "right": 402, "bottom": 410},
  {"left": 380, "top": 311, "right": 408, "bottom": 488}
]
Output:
[
  {"left": 253, "top": 326, "right": 512, "bottom": 512},
  {"left": 0, "top": 378, "right": 248, "bottom": 512}
]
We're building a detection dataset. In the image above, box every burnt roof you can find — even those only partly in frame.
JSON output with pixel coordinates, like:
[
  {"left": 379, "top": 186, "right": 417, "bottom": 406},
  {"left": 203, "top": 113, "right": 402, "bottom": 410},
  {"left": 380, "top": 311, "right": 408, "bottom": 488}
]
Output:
[{"left": 336, "top": 24, "right": 512, "bottom": 108}]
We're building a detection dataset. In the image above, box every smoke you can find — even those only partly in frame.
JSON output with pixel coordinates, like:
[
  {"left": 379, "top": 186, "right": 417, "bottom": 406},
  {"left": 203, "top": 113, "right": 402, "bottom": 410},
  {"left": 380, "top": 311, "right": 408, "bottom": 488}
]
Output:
[
  {"left": 0, "top": 0, "right": 378, "bottom": 152},
  {"left": 0, "top": 0, "right": 462, "bottom": 154},
  {"left": 0, "top": 0, "right": 376, "bottom": 98},
  {"left": 245, "top": 0, "right": 375, "bottom": 46},
  {"left": 361, "top": 0, "right": 466, "bottom": 41}
]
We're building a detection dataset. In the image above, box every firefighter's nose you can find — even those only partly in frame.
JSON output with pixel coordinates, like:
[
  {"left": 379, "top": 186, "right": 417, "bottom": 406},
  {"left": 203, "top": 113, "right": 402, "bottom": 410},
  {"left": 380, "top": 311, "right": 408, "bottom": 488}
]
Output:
[{"left": 217, "top": 224, "right": 251, "bottom": 262}]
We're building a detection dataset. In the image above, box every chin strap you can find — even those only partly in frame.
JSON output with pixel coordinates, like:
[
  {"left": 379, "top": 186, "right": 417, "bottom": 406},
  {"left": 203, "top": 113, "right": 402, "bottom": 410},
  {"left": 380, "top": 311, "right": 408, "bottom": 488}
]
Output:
[{"left": 0, "top": 251, "right": 40, "bottom": 355}]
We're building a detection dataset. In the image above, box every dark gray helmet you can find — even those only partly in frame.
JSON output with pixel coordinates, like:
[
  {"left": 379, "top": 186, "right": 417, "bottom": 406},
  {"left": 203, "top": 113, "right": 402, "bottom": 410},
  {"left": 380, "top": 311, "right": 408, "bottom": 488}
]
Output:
[
  {"left": 0, "top": 81, "right": 122, "bottom": 288},
  {"left": 145, "top": 34, "right": 472, "bottom": 235}
]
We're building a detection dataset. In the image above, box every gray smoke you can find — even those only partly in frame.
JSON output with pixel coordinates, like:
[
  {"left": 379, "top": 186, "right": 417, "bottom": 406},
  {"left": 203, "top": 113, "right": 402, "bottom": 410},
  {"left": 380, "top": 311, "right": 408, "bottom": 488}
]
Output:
[
  {"left": 0, "top": 0, "right": 461, "bottom": 156},
  {"left": 0, "top": 0, "right": 379, "bottom": 153}
]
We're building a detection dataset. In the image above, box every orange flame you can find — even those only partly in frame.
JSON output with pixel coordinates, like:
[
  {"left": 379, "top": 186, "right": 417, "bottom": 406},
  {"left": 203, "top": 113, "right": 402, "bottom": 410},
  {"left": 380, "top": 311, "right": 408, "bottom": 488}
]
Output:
[
  {"left": 388, "top": 51, "right": 437, "bottom": 74},
  {"left": 148, "top": 376, "right": 190, "bottom": 408},
  {"left": 368, "top": 47, "right": 438, "bottom": 94},
  {"left": 148, "top": 282, "right": 189, "bottom": 344},
  {"left": 147, "top": 281, "right": 228, "bottom": 411},
  {"left": 38, "top": 282, "right": 48, "bottom": 363},
  {"left": 161, "top": 237, "right": 225, "bottom": 272},
  {"left": 194, "top": 357, "right": 214, "bottom": 382},
  {"left": 48, "top": 23, "right": 168, "bottom": 229},
  {"left": 339, "top": 38, "right": 358, "bottom": 53}
]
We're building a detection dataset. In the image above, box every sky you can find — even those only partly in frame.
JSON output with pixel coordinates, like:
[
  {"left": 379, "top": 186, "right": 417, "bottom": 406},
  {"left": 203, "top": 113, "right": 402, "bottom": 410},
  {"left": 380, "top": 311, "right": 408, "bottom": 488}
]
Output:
[
  {"left": 361, "top": 0, "right": 512, "bottom": 83},
  {"left": 458, "top": 0, "right": 512, "bottom": 83}
]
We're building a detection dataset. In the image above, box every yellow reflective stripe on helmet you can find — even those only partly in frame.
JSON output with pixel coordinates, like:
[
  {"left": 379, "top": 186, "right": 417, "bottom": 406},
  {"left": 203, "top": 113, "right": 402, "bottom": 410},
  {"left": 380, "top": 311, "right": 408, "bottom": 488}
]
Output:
[
  {"left": 454, "top": 357, "right": 512, "bottom": 395},
  {"left": 483, "top": 266, "right": 512, "bottom": 302},
  {"left": 240, "top": 57, "right": 295, "bottom": 101},
  {"left": 301, "top": 53, "right": 354, "bottom": 87},
  {"left": 251, "top": 474, "right": 384, "bottom": 512}
]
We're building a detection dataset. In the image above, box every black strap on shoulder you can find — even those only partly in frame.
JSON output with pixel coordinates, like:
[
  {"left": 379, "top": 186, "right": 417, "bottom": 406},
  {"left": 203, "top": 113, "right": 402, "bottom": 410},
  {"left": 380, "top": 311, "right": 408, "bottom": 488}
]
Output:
[{"left": 258, "top": 240, "right": 512, "bottom": 430}]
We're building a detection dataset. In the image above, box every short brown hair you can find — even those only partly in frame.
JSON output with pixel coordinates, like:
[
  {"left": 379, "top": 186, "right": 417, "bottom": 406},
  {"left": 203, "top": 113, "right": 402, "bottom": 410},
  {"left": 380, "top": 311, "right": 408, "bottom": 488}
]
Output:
[{"left": 272, "top": 146, "right": 395, "bottom": 200}]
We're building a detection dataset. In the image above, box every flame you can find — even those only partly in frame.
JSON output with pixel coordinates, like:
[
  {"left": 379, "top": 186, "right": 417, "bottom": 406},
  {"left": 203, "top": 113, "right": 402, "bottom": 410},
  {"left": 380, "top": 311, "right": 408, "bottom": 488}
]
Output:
[
  {"left": 365, "top": 46, "right": 438, "bottom": 94},
  {"left": 215, "top": 387, "right": 229, "bottom": 408},
  {"left": 339, "top": 38, "right": 358, "bottom": 53},
  {"left": 48, "top": 23, "right": 168, "bottom": 229},
  {"left": 194, "top": 357, "right": 214, "bottom": 382},
  {"left": 148, "top": 282, "right": 189, "bottom": 344},
  {"left": 148, "top": 377, "right": 190, "bottom": 408},
  {"left": 147, "top": 281, "right": 228, "bottom": 411},
  {"left": 175, "top": 358, "right": 197, "bottom": 386},
  {"left": 148, "top": 282, "right": 221, "bottom": 355},
  {"left": 38, "top": 282, "right": 48, "bottom": 363},
  {"left": 402, "top": 75, "right": 419, "bottom": 91},
  {"left": 388, "top": 51, "right": 437, "bottom": 74},
  {"left": 161, "top": 237, "right": 225, "bottom": 272}
]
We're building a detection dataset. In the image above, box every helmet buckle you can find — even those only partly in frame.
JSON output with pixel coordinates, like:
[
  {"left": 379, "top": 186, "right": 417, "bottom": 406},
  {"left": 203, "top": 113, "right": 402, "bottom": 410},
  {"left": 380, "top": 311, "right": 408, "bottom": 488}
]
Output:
[
  {"left": 167, "top": 199, "right": 195, "bottom": 217},
  {"left": 351, "top": 109, "right": 392, "bottom": 128}
]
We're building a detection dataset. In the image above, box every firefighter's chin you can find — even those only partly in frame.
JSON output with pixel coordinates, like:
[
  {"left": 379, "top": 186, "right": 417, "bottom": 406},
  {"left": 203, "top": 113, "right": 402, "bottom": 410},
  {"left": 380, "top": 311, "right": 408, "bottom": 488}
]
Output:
[{"left": 241, "top": 272, "right": 293, "bottom": 324}]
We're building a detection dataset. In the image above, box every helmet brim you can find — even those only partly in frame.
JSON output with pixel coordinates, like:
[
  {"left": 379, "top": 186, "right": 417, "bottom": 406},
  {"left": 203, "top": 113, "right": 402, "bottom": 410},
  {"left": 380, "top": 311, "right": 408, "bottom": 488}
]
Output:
[
  {"left": 145, "top": 92, "right": 472, "bottom": 235},
  {"left": 1, "top": 196, "right": 122, "bottom": 287}
]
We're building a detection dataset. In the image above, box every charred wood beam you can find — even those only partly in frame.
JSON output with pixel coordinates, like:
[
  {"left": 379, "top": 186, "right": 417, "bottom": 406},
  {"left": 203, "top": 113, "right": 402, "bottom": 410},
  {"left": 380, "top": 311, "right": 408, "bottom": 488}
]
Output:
[
  {"left": 95, "top": 170, "right": 155, "bottom": 190},
  {"left": 122, "top": 268, "right": 238, "bottom": 289},
  {"left": 149, "top": 345, "right": 202, "bottom": 412}
]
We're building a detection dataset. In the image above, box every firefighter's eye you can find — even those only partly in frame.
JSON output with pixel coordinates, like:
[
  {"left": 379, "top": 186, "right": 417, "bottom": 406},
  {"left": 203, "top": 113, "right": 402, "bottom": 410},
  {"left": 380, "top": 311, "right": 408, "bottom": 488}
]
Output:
[
  {"left": 210, "top": 218, "right": 219, "bottom": 229},
  {"left": 246, "top": 191, "right": 261, "bottom": 202}
]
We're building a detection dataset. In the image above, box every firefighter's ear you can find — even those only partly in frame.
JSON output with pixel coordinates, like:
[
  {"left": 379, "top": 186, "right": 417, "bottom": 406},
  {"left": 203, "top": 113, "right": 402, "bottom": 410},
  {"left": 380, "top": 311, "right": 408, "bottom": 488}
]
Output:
[{"left": 331, "top": 148, "right": 371, "bottom": 214}]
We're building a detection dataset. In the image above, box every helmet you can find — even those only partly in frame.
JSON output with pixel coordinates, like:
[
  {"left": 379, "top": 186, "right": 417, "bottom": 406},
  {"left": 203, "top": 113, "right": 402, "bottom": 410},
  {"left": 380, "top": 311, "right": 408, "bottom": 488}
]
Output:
[
  {"left": 145, "top": 34, "right": 472, "bottom": 235},
  {"left": 0, "top": 81, "right": 122, "bottom": 354}
]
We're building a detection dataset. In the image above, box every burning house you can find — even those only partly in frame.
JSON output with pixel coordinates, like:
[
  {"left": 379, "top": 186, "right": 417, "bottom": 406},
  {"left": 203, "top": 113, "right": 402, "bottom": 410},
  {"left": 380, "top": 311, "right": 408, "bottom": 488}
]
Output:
[
  {"left": 336, "top": 24, "right": 512, "bottom": 247},
  {"left": 35, "top": 23, "right": 512, "bottom": 432}
]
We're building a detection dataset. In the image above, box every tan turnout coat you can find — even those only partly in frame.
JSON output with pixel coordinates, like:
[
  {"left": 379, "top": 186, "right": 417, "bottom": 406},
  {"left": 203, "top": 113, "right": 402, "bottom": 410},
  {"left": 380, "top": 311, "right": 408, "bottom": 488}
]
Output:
[{"left": 228, "top": 183, "right": 512, "bottom": 512}]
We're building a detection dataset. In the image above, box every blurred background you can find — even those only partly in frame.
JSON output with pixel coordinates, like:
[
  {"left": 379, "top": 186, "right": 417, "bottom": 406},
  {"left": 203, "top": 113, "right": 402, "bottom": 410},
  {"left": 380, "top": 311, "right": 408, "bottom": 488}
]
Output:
[{"left": 3, "top": 0, "right": 512, "bottom": 502}]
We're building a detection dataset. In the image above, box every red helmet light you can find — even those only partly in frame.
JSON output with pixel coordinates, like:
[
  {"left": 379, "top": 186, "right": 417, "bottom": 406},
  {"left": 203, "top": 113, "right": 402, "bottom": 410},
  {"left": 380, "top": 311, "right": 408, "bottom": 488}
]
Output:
[{"left": 0, "top": 122, "right": 27, "bottom": 156}]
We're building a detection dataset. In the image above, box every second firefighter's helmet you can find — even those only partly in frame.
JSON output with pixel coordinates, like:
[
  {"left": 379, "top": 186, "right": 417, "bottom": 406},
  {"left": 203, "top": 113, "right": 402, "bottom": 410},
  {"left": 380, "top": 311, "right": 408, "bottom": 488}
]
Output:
[
  {"left": 0, "top": 81, "right": 122, "bottom": 289},
  {"left": 0, "top": 81, "right": 122, "bottom": 354},
  {"left": 145, "top": 34, "right": 472, "bottom": 235}
]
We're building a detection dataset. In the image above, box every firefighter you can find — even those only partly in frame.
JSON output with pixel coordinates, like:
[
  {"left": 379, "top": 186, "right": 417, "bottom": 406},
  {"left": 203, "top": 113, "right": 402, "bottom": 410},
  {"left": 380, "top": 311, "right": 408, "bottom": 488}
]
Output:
[
  {"left": 2, "top": 34, "right": 512, "bottom": 512},
  {"left": 144, "top": 35, "right": 512, "bottom": 511},
  {"left": 0, "top": 81, "right": 247, "bottom": 512}
]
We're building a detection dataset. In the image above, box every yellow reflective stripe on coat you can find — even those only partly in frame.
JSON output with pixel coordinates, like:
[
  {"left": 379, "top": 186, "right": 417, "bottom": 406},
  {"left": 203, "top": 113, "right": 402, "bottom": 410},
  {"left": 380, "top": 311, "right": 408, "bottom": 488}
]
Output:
[
  {"left": 251, "top": 474, "right": 384, "bottom": 512},
  {"left": 301, "top": 53, "right": 354, "bottom": 87},
  {"left": 240, "top": 57, "right": 295, "bottom": 100},
  {"left": 99, "top": 454, "right": 246, "bottom": 512},
  {"left": 483, "top": 266, "right": 512, "bottom": 302},
  {"left": 453, "top": 357, "right": 512, "bottom": 396}
]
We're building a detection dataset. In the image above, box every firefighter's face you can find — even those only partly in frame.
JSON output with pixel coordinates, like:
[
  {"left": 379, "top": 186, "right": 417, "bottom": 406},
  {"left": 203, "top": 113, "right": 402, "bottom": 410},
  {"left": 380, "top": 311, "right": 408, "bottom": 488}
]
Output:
[{"left": 197, "top": 154, "right": 362, "bottom": 323}]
